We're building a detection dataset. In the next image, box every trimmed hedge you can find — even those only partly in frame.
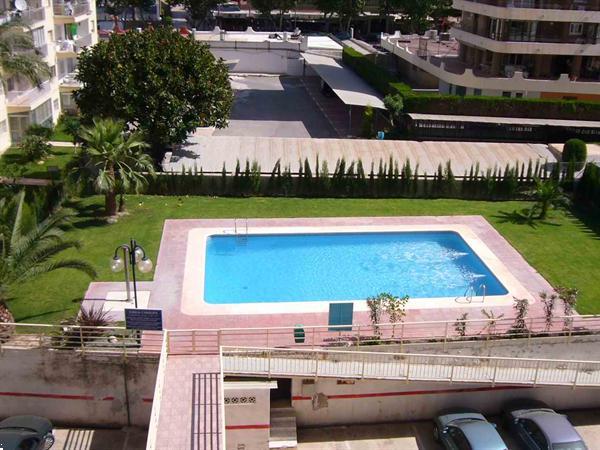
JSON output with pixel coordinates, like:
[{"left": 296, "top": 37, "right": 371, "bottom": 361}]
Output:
[
  {"left": 562, "top": 139, "right": 587, "bottom": 162},
  {"left": 402, "top": 94, "right": 600, "bottom": 121},
  {"left": 342, "top": 47, "right": 411, "bottom": 97},
  {"left": 341, "top": 46, "right": 600, "bottom": 121},
  {"left": 576, "top": 163, "right": 600, "bottom": 209}
]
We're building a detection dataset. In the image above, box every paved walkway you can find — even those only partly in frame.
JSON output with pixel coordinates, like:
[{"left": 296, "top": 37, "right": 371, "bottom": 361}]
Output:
[
  {"left": 53, "top": 427, "right": 147, "bottom": 450},
  {"left": 166, "top": 136, "right": 556, "bottom": 176},
  {"left": 154, "top": 355, "right": 222, "bottom": 449}
]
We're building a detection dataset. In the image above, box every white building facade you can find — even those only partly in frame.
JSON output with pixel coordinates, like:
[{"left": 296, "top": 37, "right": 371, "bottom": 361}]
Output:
[
  {"left": 381, "top": 0, "right": 600, "bottom": 100},
  {"left": 0, "top": 0, "right": 98, "bottom": 152}
]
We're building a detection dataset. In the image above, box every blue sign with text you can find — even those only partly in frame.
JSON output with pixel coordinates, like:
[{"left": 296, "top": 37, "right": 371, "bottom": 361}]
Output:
[{"left": 125, "top": 308, "right": 163, "bottom": 331}]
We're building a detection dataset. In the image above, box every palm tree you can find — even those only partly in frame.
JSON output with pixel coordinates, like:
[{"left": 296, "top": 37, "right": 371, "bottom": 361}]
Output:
[
  {"left": 0, "top": 19, "right": 52, "bottom": 86},
  {"left": 528, "top": 178, "right": 569, "bottom": 219},
  {"left": 73, "top": 118, "right": 155, "bottom": 216},
  {"left": 0, "top": 191, "right": 97, "bottom": 324}
]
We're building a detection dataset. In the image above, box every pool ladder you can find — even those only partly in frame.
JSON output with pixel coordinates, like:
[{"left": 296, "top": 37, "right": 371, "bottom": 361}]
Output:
[
  {"left": 234, "top": 218, "right": 249, "bottom": 245},
  {"left": 458, "top": 283, "right": 486, "bottom": 304}
]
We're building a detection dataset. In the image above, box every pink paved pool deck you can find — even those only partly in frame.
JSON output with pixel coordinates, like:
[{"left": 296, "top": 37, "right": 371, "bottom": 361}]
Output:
[{"left": 85, "top": 216, "right": 554, "bottom": 330}]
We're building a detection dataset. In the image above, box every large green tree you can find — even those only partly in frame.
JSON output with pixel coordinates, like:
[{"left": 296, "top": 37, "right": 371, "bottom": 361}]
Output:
[
  {"left": 74, "top": 27, "right": 233, "bottom": 155},
  {"left": 0, "top": 191, "right": 96, "bottom": 324},
  {"left": 0, "top": 19, "right": 51, "bottom": 86},
  {"left": 179, "top": 0, "right": 219, "bottom": 28},
  {"left": 71, "top": 118, "right": 155, "bottom": 216}
]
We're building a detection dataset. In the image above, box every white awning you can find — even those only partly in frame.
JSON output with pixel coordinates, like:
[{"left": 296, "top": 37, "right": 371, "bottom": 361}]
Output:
[{"left": 303, "top": 52, "right": 386, "bottom": 110}]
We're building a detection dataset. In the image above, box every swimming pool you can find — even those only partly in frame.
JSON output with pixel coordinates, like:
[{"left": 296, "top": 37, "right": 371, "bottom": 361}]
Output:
[{"left": 203, "top": 231, "right": 508, "bottom": 304}]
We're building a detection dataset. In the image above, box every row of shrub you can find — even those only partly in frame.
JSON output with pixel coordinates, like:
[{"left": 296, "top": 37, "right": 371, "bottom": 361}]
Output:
[
  {"left": 342, "top": 47, "right": 600, "bottom": 121},
  {"left": 146, "top": 157, "right": 555, "bottom": 200},
  {"left": 342, "top": 47, "right": 411, "bottom": 97},
  {"left": 575, "top": 163, "right": 600, "bottom": 210}
]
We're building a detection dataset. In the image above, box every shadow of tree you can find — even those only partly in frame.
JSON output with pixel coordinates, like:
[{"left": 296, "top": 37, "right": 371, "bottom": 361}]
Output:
[{"left": 493, "top": 209, "right": 563, "bottom": 228}]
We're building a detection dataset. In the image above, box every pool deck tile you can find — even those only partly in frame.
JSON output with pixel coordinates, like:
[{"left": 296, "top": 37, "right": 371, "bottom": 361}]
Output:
[{"left": 85, "top": 216, "right": 555, "bottom": 332}]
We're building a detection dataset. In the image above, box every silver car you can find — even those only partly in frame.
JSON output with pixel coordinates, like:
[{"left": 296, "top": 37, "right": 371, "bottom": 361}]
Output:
[
  {"left": 433, "top": 408, "right": 509, "bottom": 450},
  {"left": 503, "top": 399, "right": 588, "bottom": 450}
]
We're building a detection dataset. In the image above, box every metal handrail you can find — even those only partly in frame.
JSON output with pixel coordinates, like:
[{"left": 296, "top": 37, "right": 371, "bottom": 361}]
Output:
[{"left": 221, "top": 345, "right": 600, "bottom": 386}]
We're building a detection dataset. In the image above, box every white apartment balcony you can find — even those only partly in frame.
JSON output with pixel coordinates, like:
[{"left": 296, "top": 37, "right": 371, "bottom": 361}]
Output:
[
  {"left": 6, "top": 80, "right": 55, "bottom": 113},
  {"left": 0, "top": 6, "right": 45, "bottom": 28},
  {"left": 454, "top": 0, "right": 600, "bottom": 22},
  {"left": 451, "top": 26, "right": 600, "bottom": 56},
  {"left": 55, "top": 33, "right": 93, "bottom": 57},
  {"left": 52, "top": 0, "right": 91, "bottom": 22},
  {"left": 59, "top": 71, "right": 81, "bottom": 91},
  {"left": 381, "top": 34, "right": 600, "bottom": 96}
]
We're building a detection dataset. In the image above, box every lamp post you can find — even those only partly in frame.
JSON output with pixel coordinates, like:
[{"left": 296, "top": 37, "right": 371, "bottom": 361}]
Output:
[{"left": 110, "top": 239, "right": 153, "bottom": 308}]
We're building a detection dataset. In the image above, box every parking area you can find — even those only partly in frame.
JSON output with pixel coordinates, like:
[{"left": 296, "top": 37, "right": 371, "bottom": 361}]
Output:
[
  {"left": 52, "top": 427, "right": 147, "bottom": 450},
  {"left": 213, "top": 75, "right": 338, "bottom": 138},
  {"left": 298, "top": 409, "right": 600, "bottom": 450}
]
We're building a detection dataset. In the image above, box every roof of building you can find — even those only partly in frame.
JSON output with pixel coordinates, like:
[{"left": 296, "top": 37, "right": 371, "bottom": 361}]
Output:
[
  {"left": 302, "top": 52, "right": 385, "bottom": 109},
  {"left": 407, "top": 113, "right": 600, "bottom": 128}
]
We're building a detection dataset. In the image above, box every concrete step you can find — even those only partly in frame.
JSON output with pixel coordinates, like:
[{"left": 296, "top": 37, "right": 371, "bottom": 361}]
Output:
[{"left": 270, "top": 407, "right": 297, "bottom": 449}]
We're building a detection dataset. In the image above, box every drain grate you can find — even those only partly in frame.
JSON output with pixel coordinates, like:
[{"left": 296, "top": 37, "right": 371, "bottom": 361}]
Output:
[{"left": 191, "top": 372, "right": 222, "bottom": 450}]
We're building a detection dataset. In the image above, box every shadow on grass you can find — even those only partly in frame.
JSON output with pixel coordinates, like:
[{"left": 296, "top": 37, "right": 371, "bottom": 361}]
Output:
[
  {"left": 494, "top": 208, "right": 564, "bottom": 228},
  {"left": 15, "top": 308, "right": 74, "bottom": 323},
  {"left": 569, "top": 206, "right": 600, "bottom": 241},
  {"left": 68, "top": 200, "right": 107, "bottom": 230}
]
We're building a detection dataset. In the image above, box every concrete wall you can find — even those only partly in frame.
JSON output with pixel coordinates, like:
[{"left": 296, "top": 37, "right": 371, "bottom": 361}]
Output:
[
  {"left": 0, "top": 348, "right": 158, "bottom": 427},
  {"left": 209, "top": 47, "right": 304, "bottom": 76},
  {"left": 291, "top": 377, "right": 600, "bottom": 426},
  {"left": 224, "top": 382, "right": 273, "bottom": 450}
]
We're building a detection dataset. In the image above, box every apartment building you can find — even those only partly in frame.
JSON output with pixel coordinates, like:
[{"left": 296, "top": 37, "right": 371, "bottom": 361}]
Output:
[
  {"left": 381, "top": 0, "right": 600, "bottom": 100},
  {"left": 0, "top": 0, "right": 97, "bottom": 152}
]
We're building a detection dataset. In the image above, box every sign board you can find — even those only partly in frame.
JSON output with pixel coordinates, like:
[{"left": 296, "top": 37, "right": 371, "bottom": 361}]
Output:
[{"left": 125, "top": 308, "right": 163, "bottom": 331}]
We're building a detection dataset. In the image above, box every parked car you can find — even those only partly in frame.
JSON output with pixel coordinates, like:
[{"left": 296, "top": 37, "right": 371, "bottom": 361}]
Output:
[
  {"left": 0, "top": 416, "right": 54, "bottom": 450},
  {"left": 502, "top": 399, "right": 588, "bottom": 450},
  {"left": 433, "top": 408, "right": 508, "bottom": 450}
]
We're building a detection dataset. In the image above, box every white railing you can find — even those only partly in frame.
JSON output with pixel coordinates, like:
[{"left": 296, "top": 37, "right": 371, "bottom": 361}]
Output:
[
  {"left": 221, "top": 346, "right": 600, "bottom": 387},
  {"left": 165, "top": 315, "right": 600, "bottom": 354},
  {"left": 0, "top": 322, "right": 163, "bottom": 355},
  {"left": 53, "top": 0, "right": 90, "bottom": 16},
  {"left": 56, "top": 34, "right": 93, "bottom": 53},
  {"left": 146, "top": 333, "right": 168, "bottom": 450}
]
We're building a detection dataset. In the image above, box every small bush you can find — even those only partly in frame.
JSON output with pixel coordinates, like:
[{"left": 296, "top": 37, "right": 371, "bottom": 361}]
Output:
[
  {"left": 562, "top": 139, "right": 587, "bottom": 162},
  {"left": 20, "top": 135, "right": 51, "bottom": 161},
  {"left": 25, "top": 124, "right": 53, "bottom": 140},
  {"left": 58, "top": 114, "right": 82, "bottom": 143}
]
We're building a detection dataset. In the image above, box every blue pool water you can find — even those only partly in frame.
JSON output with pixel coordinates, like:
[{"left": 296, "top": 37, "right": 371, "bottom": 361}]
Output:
[{"left": 204, "top": 231, "right": 508, "bottom": 304}]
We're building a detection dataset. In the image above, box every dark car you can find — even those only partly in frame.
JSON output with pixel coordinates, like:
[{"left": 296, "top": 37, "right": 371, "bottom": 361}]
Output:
[
  {"left": 433, "top": 408, "right": 508, "bottom": 450},
  {"left": 502, "top": 399, "right": 588, "bottom": 450},
  {"left": 0, "top": 416, "right": 54, "bottom": 450}
]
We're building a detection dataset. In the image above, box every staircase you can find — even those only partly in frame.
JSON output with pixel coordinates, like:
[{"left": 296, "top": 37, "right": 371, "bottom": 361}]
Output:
[{"left": 269, "top": 407, "right": 298, "bottom": 449}]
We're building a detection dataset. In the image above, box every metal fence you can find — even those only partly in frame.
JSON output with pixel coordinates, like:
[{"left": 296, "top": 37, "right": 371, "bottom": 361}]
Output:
[
  {"left": 0, "top": 322, "right": 163, "bottom": 355},
  {"left": 165, "top": 315, "right": 600, "bottom": 355},
  {"left": 221, "top": 346, "right": 600, "bottom": 387}
]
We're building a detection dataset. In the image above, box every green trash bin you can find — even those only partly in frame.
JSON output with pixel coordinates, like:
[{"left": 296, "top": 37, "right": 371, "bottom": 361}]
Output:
[{"left": 294, "top": 325, "right": 305, "bottom": 344}]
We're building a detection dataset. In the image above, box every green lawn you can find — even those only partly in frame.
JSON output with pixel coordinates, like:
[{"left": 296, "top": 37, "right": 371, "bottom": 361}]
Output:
[
  {"left": 6, "top": 195, "right": 600, "bottom": 324},
  {"left": 0, "top": 146, "right": 75, "bottom": 179},
  {"left": 50, "top": 122, "right": 74, "bottom": 142}
]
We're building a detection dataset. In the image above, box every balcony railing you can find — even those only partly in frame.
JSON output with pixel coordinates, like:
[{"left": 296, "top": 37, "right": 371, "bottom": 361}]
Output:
[
  {"left": 53, "top": 0, "right": 90, "bottom": 16},
  {"left": 461, "top": 0, "right": 600, "bottom": 11},
  {"left": 56, "top": 34, "right": 93, "bottom": 53},
  {"left": 20, "top": 6, "right": 45, "bottom": 23}
]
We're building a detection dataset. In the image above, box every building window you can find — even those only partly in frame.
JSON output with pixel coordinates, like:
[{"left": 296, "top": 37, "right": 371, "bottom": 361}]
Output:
[
  {"left": 0, "top": 119, "right": 7, "bottom": 134},
  {"left": 32, "top": 27, "right": 45, "bottom": 47},
  {"left": 53, "top": 98, "right": 60, "bottom": 112},
  {"left": 32, "top": 99, "right": 53, "bottom": 125},
  {"left": 515, "top": 92, "right": 523, "bottom": 98},
  {"left": 455, "top": 85, "right": 466, "bottom": 96},
  {"left": 569, "top": 23, "right": 584, "bottom": 35},
  {"left": 502, "top": 91, "right": 511, "bottom": 97},
  {"left": 473, "top": 88, "right": 482, "bottom": 96}
]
